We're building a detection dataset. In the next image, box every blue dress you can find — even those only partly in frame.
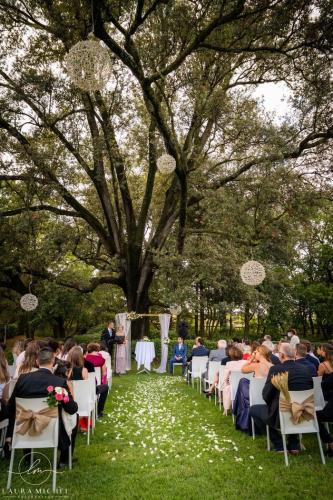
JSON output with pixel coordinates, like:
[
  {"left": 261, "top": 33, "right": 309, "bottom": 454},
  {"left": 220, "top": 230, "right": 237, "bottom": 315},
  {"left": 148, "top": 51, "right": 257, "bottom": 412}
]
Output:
[{"left": 232, "top": 378, "right": 251, "bottom": 434}]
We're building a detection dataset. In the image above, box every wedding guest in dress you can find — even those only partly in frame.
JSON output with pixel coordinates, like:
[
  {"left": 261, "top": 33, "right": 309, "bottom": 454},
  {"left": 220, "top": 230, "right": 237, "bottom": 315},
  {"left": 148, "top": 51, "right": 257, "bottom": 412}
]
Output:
[
  {"left": 59, "top": 338, "right": 77, "bottom": 361},
  {"left": 221, "top": 346, "right": 247, "bottom": 415},
  {"left": 12, "top": 340, "right": 25, "bottom": 370},
  {"left": 169, "top": 337, "right": 188, "bottom": 374},
  {"left": 17, "top": 340, "right": 40, "bottom": 376},
  {"left": 67, "top": 347, "right": 89, "bottom": 381},
  {"left": 249, "top": 343, "right": 313, "bottom": 453},
  {"left": 79, "top": 343, "right": 95, "bottom": 373},
  {"left": 316, "top": 373, "right": 333, "bottom": 457},
  {"left": 85, "top": 343, "right": 109, "bottom": 417},
  {"left": 7, "top": 347, "right": 78, "bottom": 468},
  {"left": 318, "top": 344, "right": 333, "bottom": 377},
  {"left": 233, "top": 346, "right": 273, "bottom": 432},
  {"left": 115, "top": 326, "right": 127, "bottom": 375},
  {"left": 13, "top": 339, "right": 32, "bottom": 378}
]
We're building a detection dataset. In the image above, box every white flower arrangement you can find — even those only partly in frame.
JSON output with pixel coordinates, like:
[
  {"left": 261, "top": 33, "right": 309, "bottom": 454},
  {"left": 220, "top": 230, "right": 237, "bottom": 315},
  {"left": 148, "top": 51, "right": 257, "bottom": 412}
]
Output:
[{"left": 142, "top": 336, "right": 150, "bottom": 342}]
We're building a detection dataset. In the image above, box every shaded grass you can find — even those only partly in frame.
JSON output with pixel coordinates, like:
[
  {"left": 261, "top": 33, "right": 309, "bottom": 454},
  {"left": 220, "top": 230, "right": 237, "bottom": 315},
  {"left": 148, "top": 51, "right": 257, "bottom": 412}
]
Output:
[{"left": 0, "top": 372, "right": 332, "bottom": 500}]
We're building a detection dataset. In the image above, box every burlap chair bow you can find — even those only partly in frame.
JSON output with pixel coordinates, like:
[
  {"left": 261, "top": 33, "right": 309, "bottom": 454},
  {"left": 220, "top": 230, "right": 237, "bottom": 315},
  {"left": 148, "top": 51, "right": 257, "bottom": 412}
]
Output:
[
  {"left": 279, "top": 394, "right": 315, "bottom": 425},
  {"left": 15, "top": 403, "right": 58, "bottom": 437}
]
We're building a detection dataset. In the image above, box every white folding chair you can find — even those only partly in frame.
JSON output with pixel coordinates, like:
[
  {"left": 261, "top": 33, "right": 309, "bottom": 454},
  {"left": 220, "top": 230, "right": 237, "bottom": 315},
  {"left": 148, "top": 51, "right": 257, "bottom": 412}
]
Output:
[
  {"left": 215, "top": 365, "right": 226, "bottom": 409},
  {"left": 188, "top": 357, "right": 208, "bottom": 393},
  {"left": 7, "top": 379, "right": 17, "bottom": 399},
  {"left": 313, "top": 376, "right": 325, "bottom": 411},
  {"left": 88, "top": 372, "right": 97, "bottom": 430},
  {"left": 204, "top": 361, "right": 220, "bottom": 399},
  {"left": 0, "top": 418, "right": 9, "bottom": 457},
  {"left": 230, "top": 371, "right": 253, "bottom": 421},
  {"left": 172, "top": 362, "right": 184, "bottom": 374},
  {"left": 7, "top": 365, "right": 15, "bottom": 378},
  {"left": 94, "top": 367, "right": 102, "bottom": 386},
  {"left": 249, "top": 377, "right": 270, "bottom": 449},
  {"left": 73, "top": 380, "right": 95, "bottom": 445},
  {"left": 105, "top": 358, "right": 112, "bottom": 390},
  {"left": 279, "top": 389, "right": 326, "bottom": 466},
  {"left": 7, "top": 397, "right": 59, "bottom": 493}
]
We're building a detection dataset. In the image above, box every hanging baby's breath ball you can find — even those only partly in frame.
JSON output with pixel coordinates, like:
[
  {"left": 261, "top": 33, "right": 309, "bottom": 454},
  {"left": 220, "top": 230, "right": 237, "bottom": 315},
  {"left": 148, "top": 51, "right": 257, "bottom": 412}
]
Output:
[
  {"left": 20, "top": 293, "right": 39, "bottom": 311},
  {"left": 169, "top": 304, "right": 182, "bottom": 316},
  {"left": 240, "top": 260, "right": 266, "bottom": 286},
  {"left": 64, "top": 33, "right": 112, "bottom": 92},
  {"left": 157, "top": 154, "right": 176, "bottom": 174}
]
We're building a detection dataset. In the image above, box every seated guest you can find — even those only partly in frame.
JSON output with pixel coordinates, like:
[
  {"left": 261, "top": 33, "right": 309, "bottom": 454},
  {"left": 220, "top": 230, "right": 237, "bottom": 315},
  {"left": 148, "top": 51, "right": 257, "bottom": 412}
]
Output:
[
  {"left": 85, "top": 342, "right": 109, "bottom": 418},
  {"left": 187, "top": 337, "right": 209, "bottom": 363},
  {"left": 233, "top": 345, "right": 272, "bottom": 432},
  {"left": 13, "top": 339, "right": 32, "bottom": 378},
  {"left": 242, "top": 345, "right": 251, "bottom": 360},
  {"left": 12, "top": 340, "right": 25, "bottom": 372},
  {"left": 317, "top": 373, "right": 333, "bottom": 457},
  {"left": 249, "top": 343, "right": 313, "bottom": 453},
  {"left": 79, "top": 343, "right": 95, "bottom": 372},
  {"left": 295, "top": 343, "right": 317, "bottom": 377},
  {"left": 209, "top": 340, "right": 226, "bottom": 362},
  {"left": 59, "top": 338, "right": 77, "bottom": 361},
  {"left": 221, "top": 346, "right": 232, "bottom": 365},
  {"left": 17, "top": 340, "right": 40, "bottom": 376},
  {"left": 301, "top": 340, "right": 320, "bottom": 370},
  {"left": 169, "top": 337, "right": 187, "bottom": 374},
  {"left": 318, "top": 344, "right": 333, "bottom": 377},
  {"left": 263, "top": 335, "right": 274, "bottom": 352},
  {"left": 7, "top": 347, "right": 78, "bottom": 468},
  {"left": 221, "top": 346, "right": 247, "bottom": 415},
  {"left": 67, "top": 347, "right": 89, "bottom": 381},
  {"left": 262, "top": 340, "right": 280, "bottom": 365},
  {"left": 241, "top": 345, "right": 272, "bottom": 379},
  {"left": 0, "top": 346, "right": 10, "bottom": 400}
]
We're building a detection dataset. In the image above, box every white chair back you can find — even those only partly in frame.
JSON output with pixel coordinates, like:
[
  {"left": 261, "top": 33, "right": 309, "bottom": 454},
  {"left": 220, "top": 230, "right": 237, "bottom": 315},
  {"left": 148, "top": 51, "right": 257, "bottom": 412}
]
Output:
[
  {"left": 313, "top": 376, "right": 325, "bottom": 411},
  {"left": 249, "top": 377, "right": 267, "bottom": 406},
  {"left": 7, "top": 365, "right": 15, "bottom": 378},
  {"left": 217, "top": 365, "right": 226, "bottom": 390},
  {"left": 12, "top": 398, "right": 59, "bottom": 449},
  {"left": 191, "top": 357, "right": 208, "bottom": 378},
  {"left": 279, "top": 389, "right": 318, "bottom": 434},
  {"left": 94, "top": 367, "right": 101, "bottom": 386},
  {"left": 72, "top": 380, "right": 94, "bottom": 417},
  {"left": 230, "top": 371, "right": 253, "bottom": 401},
  {"left": 105, "top": 357, "right": 112, "bottom": 380},
  {"left": 207, "top": 361, "right": 220, "bottom": 384}
]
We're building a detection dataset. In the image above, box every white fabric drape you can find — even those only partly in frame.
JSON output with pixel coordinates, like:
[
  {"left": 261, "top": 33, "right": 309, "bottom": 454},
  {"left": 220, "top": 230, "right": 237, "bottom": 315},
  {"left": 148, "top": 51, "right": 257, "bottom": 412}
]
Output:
[
  {"left": 115, "top": 312, "right": 132, "bottom": 371},
  {"left": 155, "top": 313, "right": 171, "bottom": 373}
]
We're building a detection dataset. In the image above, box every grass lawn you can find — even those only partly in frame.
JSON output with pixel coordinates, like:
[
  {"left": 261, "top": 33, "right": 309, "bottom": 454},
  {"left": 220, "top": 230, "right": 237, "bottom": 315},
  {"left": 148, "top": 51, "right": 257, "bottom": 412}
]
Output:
[{"left": 1, "top": 370, "right": 332, "bottom": 500}]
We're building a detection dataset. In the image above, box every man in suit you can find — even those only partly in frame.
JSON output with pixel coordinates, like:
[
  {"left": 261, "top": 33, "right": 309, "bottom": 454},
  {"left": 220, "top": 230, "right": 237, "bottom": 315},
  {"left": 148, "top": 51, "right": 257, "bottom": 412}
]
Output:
[
  {"left": 209, "top": 340, "right": 227, "bottom": 362},
  {"left": 249, "top": 343, "right": 313, "bottom": 452},
  {"left": 101, "top": 321, "right": 116, "bottom": 357},
  {"left": 7, "top": 347, "right": 78, "bottom": 468},
  {"left": 169, "top": 337, "right": 188, "bottom": 374},
  {"left": 295, "top": 343, "right": 317, "bottom": 377}
]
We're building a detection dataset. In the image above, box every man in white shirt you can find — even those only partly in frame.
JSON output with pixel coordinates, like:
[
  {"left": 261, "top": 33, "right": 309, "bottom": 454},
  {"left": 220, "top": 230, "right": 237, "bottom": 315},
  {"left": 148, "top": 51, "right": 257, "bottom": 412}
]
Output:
[{"left": 287, "top": 329, "right": 300, "bottom": 347}]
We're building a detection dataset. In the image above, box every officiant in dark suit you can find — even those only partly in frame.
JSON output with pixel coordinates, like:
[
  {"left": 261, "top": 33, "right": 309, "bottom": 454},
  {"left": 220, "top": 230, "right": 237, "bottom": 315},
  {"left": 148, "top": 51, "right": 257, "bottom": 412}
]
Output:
[
  {"left": 101, "top": 321, "right": 116, "bottom": 357},
  {"left": 7, "top": 347, "right": 78, "bottom": 468}
]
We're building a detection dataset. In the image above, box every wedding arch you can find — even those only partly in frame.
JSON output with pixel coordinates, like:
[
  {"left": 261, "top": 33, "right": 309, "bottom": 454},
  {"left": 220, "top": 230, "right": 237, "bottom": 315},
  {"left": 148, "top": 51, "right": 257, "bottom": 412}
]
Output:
[{"left": 115, "top": 312, "right": 171, "bottom": 373}]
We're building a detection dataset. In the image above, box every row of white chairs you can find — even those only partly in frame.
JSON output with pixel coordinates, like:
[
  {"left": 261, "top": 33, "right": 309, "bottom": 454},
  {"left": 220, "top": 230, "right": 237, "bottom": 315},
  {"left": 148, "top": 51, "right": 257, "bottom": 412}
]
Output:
[
  {"left": 4, "top": 363, "right": 111, "bottom": 492},
  {"left": 188, "top": 357, "right": 328, "bottom": 466}
]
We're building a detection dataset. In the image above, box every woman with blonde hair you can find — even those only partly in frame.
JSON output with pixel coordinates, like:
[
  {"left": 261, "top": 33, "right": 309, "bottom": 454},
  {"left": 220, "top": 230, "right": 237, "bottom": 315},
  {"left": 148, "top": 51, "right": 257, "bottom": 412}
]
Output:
[
  {"left": 17, "top": 341, "right": 40, "bottom": 376},
  {"left": 241, "top": 345, "right": 272, "bottom": 378}
]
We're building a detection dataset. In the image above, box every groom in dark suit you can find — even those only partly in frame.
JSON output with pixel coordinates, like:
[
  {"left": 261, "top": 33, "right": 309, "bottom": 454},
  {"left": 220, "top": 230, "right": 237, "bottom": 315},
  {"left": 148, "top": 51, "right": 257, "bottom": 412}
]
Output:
[
  {"left": 7, "top": 347, "right": 78, "bottom": 468},
  {"left": 101, "top": 321, "right": 116, "bottom": 357}
]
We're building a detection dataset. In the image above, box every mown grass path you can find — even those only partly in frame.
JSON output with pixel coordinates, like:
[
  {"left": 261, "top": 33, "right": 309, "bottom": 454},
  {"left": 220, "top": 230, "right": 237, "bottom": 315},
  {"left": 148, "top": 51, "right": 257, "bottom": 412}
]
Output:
[{"left": 1, "top": 372, "right": 332, "bottom": 499}]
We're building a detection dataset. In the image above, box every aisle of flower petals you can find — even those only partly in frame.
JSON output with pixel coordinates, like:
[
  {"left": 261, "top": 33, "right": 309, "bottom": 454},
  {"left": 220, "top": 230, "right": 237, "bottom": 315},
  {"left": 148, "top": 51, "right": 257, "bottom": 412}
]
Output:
[{"left": 100, "top": 376, "right": 262, "bottom": 471}]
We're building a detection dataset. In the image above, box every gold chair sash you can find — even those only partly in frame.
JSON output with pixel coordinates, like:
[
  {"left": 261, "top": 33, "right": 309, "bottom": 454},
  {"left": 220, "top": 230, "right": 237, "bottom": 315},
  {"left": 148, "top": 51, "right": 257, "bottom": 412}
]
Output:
[
  {"left": 15, "top": 403, "right": 58, "bottom": 437},
  {"left": 279, "top": 394, "right": 315, "bottom": 425}
]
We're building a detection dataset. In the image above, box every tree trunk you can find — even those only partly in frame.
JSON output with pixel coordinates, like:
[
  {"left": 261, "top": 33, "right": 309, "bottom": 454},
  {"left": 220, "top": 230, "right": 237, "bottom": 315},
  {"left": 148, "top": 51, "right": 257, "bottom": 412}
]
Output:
[
  {"left": 308, "top": 310, "right": 315, "bottom": 337},
  {"left": 52, "top": 316, "right": 65, "bottom": 339},
  {"left": 199, "top": 281, "right": 205, "bottom": 337},
  {"left": 229, "top": 311, "right": 233, "bottom": 336},
  {"left": 194, "top": 283, "right": 199, "bottom": 336},
  {"left": 244, "top": 302, "right": 250, "bottom": 337}
]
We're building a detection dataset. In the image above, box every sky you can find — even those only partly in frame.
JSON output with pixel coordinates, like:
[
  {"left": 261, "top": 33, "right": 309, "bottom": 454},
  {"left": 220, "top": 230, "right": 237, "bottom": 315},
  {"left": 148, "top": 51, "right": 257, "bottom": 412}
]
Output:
[{"left": 253, "top": 82, "right": 291, "bottom": 122}]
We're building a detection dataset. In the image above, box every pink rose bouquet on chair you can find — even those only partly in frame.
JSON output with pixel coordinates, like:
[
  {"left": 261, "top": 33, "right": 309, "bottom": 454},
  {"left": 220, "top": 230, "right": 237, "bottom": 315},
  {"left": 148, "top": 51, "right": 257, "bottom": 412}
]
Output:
[{"left": 46, "top": 385, "right": 70, "bottom": 407}]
